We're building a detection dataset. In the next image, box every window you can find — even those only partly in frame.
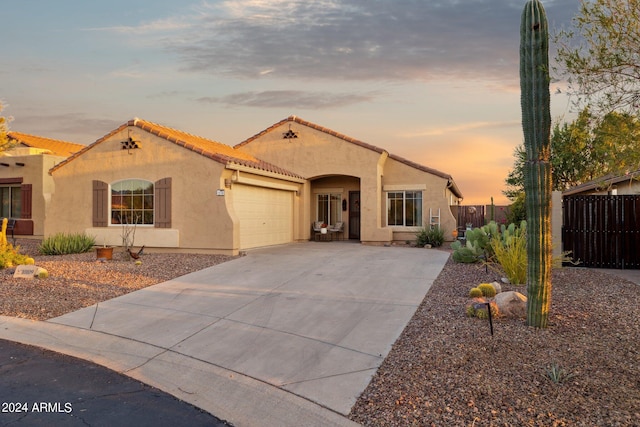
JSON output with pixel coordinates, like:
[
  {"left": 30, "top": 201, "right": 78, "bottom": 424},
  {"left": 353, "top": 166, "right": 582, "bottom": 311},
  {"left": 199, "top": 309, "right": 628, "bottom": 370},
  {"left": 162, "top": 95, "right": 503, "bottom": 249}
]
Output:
[
  {"left": 316, "top": 193, "right": 342, "bottom": 225},
  {"left": 387, "top": 191, "right": 422, "bottom": 227},
  {"left": 0, "top": 186, "right": 21, "bottom": 218},
  {"left": 111, "top": 179, "right": 154, "bottom": 225}
]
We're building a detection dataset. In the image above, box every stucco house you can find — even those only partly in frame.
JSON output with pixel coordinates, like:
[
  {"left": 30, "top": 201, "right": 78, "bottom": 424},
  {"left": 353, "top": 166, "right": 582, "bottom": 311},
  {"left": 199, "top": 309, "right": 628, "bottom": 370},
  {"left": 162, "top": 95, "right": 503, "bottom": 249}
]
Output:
[
  {"left": 44, "top": 116, "right": 462, "bottom": 255},
  {"left": 1, "top": 132, "right": 83, "bottom": 236},
  {"left": 236, "top": 116, "right": 462, "bottom": 245},
  {"left": 563, "top": 169, "right": 640, "bottom": 196}
]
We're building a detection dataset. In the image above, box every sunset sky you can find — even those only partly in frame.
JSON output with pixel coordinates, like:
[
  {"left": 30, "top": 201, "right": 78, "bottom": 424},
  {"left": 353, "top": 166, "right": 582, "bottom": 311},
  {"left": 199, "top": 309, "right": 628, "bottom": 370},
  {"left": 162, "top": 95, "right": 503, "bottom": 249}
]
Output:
[{"left": 1, "top": 0, "right": 580, "bottom": 205}]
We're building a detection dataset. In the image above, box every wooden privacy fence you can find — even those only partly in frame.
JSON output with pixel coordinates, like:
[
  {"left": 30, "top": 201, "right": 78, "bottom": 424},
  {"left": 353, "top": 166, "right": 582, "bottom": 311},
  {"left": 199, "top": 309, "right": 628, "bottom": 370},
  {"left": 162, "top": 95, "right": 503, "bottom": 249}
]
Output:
[
  {"left": 563, "top": 195, "right": 640, "bottom": 269},
  {"left": 456, "top": 205, "right": 485, "bottom": 232}
]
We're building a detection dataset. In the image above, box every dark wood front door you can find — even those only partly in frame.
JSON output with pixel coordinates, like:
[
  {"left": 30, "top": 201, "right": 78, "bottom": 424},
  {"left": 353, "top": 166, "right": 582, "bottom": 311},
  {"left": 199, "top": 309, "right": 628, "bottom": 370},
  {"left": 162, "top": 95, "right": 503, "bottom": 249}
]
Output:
[{"left": 349, "top": 191, "right": 360, "bottom": 240}]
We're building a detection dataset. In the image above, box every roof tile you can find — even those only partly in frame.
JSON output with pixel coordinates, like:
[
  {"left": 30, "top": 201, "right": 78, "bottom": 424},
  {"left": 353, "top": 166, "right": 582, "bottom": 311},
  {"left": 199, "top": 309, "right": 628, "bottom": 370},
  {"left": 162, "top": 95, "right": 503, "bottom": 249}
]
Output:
[
  {"left": 7, "top": 131, "right": 84, "bottom": 157},
  {"left": 235, "top": 116, "right": 462, "bottom": 198},
  {"left": 49, "top": 118, "right": 302, "bottom": 179}
]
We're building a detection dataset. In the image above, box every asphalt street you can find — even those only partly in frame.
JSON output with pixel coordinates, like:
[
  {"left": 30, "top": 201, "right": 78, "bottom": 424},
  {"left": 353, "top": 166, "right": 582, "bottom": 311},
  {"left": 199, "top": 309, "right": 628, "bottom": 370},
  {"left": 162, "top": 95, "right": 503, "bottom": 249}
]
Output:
[{"left": 0, "top": 339, "right": 230, "bottom": 426}]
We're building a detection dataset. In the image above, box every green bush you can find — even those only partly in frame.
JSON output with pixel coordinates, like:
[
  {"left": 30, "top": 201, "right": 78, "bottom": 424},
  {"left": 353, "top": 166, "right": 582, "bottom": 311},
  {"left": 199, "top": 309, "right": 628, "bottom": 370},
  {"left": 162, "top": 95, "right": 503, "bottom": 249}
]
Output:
[
  {"left": 39, "top": 232, "right": 96, "bottom": 255},
  {"left": 416, "top": 226, "right": 445, "bottom": 247}
]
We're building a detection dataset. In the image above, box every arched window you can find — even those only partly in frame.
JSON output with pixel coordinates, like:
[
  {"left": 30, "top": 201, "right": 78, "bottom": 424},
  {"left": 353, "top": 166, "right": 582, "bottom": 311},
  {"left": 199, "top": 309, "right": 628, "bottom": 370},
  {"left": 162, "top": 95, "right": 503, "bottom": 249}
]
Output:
[{"left": 111, "top": 179, "right": 154, "bottom": 225}]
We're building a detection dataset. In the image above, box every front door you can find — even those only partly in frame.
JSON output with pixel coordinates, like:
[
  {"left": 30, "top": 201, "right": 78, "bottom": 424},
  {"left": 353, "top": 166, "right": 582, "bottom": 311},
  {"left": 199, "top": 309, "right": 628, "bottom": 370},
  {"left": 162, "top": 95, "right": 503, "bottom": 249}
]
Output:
[{"left": 349, "top": 191, "right": 360, "bottom": 240}]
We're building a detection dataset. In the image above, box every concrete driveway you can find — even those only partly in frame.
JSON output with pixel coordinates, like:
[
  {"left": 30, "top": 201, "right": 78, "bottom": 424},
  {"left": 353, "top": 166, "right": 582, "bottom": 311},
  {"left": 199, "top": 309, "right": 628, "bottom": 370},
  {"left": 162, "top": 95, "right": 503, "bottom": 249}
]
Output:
[{"left": 0, "top": 242, "right": 449, "bottom": 427}]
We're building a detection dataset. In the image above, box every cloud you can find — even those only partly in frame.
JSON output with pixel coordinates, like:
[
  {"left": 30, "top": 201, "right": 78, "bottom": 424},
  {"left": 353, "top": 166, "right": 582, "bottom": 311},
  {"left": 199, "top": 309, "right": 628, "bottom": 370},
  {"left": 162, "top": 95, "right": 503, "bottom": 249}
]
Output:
[
  {"left": 197, "top": 89, "right": 379, "bottom": 109},
  {"left": 404, "top": 120, "right": 521, "bottom": 137},
  {"left": 152, "top": 0, "right": 578, "bottom": 84},
  {"left": 108, "top": 66, "right": 149, "bottom": 79},
  {"left": 82, "top": 17, "right": 193, "bottom": 35}
]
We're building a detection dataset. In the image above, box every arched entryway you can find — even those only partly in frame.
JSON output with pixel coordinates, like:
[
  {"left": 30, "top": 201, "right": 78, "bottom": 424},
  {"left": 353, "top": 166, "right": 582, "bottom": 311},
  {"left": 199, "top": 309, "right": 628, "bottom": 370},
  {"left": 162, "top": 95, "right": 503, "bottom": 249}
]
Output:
[{"left": 310, "top": 175, "right": 360, "bottom": 241}]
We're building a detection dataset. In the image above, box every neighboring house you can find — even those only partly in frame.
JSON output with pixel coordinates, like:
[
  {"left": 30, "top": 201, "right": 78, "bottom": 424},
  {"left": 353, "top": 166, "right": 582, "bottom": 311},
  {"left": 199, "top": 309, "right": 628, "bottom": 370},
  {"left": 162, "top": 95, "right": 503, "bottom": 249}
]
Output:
[
  {"left": 235, "top": 116, "right": 463, "bottom": 245},
  {"left": 563, "top": 169, "right": 640, "bottom": 196},
  {"left": 1, "top": 132, "right": 84, "bottom": 236},
  {"left": 44, "top": 116, "right": 463, "bottom": 255},
  {"left": 45, "top": 118, "right": 305, "bottom": 254}
]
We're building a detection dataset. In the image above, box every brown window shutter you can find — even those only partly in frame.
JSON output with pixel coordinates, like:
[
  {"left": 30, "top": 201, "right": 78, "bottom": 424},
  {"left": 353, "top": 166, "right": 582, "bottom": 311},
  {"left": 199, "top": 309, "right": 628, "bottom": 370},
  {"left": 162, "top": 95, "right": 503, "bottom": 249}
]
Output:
[
  {"left": 93, "top": 180, "right": 109, "bottom": 227},
  {"left": 154, "top": 177, "right": 171, "bottom": 228},
  {"left": 20, "top": 184, "right": 32, "bottom": 219}
]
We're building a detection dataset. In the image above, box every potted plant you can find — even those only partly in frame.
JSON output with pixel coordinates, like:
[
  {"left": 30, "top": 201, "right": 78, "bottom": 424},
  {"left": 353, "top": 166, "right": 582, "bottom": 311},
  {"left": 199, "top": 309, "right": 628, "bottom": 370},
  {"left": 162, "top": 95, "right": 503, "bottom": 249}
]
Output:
[{"left": 96, "top": 240, "right": 113, "bottom": 260}]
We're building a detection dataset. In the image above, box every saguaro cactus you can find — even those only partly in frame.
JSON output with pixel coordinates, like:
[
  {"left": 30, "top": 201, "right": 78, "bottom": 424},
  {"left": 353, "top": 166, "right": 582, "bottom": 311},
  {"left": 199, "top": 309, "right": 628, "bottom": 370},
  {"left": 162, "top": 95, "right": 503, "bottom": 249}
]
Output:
[{"left": 520, "top": 0, "right": 552, "bottom": 328}]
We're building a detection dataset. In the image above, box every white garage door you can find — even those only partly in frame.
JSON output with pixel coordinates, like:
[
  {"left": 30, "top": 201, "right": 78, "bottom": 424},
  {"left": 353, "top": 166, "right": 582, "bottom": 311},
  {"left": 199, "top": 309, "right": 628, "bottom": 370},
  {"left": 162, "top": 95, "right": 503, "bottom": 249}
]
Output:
[{"left": 235, "top": 184, "right": 294, "bottom": 249}]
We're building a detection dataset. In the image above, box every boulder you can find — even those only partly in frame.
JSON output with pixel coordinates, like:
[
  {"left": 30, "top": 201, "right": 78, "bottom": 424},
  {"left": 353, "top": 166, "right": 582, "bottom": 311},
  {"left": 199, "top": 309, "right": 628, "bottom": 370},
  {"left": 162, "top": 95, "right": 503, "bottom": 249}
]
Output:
[
  {"left": 495, "top": 291, "right": 527, "bottom": 318},
  {"left": 491, "top": 281, "right": 502, "bottom": 294}
]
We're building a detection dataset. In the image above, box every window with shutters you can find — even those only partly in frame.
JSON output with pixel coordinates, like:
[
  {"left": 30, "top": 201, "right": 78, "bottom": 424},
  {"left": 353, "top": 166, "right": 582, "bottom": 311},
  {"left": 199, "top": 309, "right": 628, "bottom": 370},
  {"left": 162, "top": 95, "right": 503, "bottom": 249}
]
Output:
[
  {"left": 0, "top": 185, "right": 21, "bottom": 218},
  {"left": 111, "top": 179, "right": 154, "bottom": 225},
  {"left": 93, "top": 178, "right": 170, "bottom": 228}
]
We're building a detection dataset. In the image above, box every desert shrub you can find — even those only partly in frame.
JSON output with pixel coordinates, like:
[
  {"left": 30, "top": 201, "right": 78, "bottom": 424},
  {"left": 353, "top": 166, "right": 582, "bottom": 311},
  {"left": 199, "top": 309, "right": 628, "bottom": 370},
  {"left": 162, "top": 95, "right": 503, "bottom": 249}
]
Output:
[
  {"left": 39, "top": 232, "right": 96, "bottom": 255},
  {"left": 0, "top": 244, "right": 32, "bottom": 268},
  {"left": 491, "top": 221, "right": 527, "bottom": 285},
  {"left": 416, "top": 226, "right": 445, "bottom": 247},
  {"left": 469, "top": 287, "right": 483, "bottom": 298},
  {"left": 478, "top": 283, "right": 497, "bottom": 298},
  {"left": 545, "top": 363, "right": 576, "bottom": 384}
]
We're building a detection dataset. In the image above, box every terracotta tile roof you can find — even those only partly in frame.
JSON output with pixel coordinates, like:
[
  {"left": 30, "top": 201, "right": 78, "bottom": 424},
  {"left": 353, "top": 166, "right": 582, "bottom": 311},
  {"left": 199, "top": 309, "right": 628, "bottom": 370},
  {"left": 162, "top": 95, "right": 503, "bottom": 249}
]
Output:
[
  {"left": 236, "top": 116, "right": 463, "bottom": 198},
  {"left": 7, "top": 131, "right": 84, "bottom": 157},
  {"left": 236, "top": 115, "right": 387, "bottom": 155},
  {"left": 49, "top": 118, "right": 303, "bottom": 179}
]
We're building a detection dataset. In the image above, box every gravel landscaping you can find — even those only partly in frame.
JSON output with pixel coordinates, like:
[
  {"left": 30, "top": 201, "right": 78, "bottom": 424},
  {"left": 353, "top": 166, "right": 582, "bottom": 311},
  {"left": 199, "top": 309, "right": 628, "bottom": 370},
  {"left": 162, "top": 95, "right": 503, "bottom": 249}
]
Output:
[
  {"left": 349, "top": 256, "right": 640, "bottom": 426},
  {"left": 2, "top": 239, "right": 639, "bottom": 426},
  {"left": 0, "top": 239, "right": 237, "bottom": 320}
]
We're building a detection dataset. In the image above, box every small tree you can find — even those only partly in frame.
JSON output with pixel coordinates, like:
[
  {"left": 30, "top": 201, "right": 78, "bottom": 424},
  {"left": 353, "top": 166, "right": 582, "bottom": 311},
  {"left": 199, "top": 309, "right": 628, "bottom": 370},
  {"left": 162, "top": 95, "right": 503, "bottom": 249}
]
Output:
[
  {"left": 0, "top": 103, "right": 13, "bottom": 154},
  {"left": 554, "top": 0, "right": 640, "bottom": 114}
]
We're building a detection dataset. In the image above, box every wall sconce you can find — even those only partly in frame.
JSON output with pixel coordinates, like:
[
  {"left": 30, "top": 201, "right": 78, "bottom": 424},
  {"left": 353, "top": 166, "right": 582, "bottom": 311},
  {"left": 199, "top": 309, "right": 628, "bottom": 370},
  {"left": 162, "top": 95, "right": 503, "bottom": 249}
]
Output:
[{"left": 224, "top": 178, "right": 232, "bottom": 189}]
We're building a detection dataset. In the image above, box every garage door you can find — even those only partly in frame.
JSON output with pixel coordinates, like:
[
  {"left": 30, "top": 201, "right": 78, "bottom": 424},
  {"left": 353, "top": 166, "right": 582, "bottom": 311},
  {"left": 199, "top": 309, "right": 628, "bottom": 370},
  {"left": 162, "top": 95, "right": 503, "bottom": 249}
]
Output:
[{"left": 234, "top": 184, "right": 294, "bottom": 249}]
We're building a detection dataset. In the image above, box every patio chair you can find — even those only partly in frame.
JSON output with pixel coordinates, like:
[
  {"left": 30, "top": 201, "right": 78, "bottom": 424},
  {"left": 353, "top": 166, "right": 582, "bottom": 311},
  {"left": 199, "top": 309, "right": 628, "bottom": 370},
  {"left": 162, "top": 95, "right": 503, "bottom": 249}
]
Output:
[
  {"left": 312, "top": 221, "right": 324, "bottom": 241},
  {"left": 328, "top": 221, "right": 344, "bottom": 240}
]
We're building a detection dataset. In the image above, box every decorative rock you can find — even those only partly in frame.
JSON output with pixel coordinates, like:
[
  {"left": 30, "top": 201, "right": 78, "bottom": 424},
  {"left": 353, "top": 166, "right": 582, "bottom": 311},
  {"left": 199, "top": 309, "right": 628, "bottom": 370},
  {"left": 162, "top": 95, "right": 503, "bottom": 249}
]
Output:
[
  {"left": 495, "top": 291, "right": 527, "bottom": 318},
  {"left": 491, "top": 281, "right": 502, "bottom": 294}
]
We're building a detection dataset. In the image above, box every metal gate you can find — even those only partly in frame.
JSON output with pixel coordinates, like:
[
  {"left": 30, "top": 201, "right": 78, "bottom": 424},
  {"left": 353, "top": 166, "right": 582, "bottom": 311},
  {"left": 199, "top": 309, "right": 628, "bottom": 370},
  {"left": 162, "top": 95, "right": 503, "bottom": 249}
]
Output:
[{"left": 562, "top": 195, "right": 640, "bottom": 269}]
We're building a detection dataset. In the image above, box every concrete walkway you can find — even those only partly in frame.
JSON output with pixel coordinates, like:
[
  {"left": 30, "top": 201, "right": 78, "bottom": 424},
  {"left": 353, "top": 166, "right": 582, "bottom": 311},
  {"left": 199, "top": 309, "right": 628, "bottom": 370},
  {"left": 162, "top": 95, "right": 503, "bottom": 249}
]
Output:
[{"left": 0, "top": 242, "right": 449, "bottom": 427}]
